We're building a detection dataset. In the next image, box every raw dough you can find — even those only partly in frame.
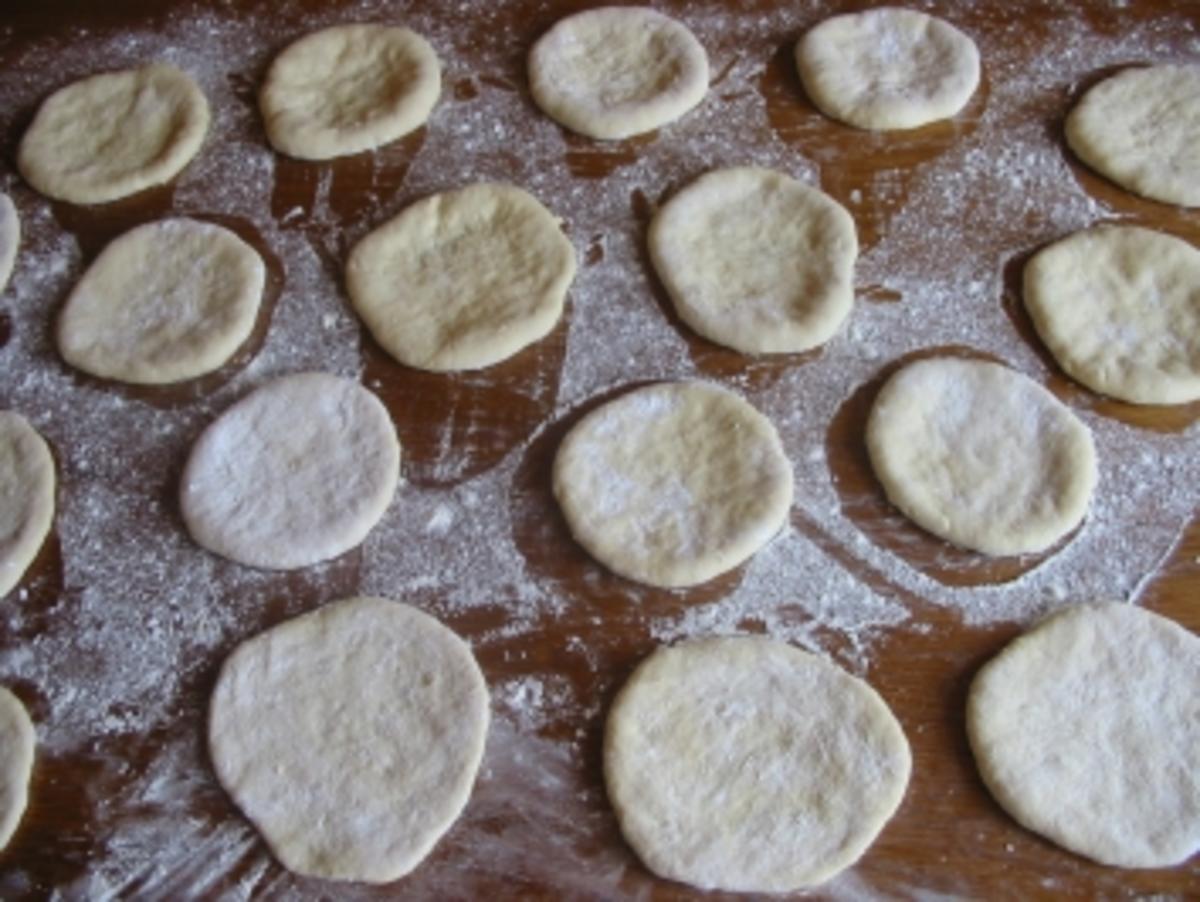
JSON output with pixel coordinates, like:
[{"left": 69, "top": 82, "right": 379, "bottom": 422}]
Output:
[
  {"left": 346, "top": 183, "right": 576, "bottom": 371},
  {"left": 866, "top": 357, "right": 1097, "bottom": 556},
  {"left": 180, "top": 372, "right": 400, "bottom": 570},
  {"left": 209, "top": 596, "right": 489, "bottom": 882},
  {"left": 0, "top": 193, "right": 18, "bottom": 295},
  {"left": 649, "top": 167, "right": 857, "bottom": 354},
  {"left": 0, "top": 412, "right": 55, "bottom": 598},
  {"left": 605, "top": 636, "right": 911, "bottom": 892},
  {"left": 57, "top": 218, "right": 266, "bottom": 385},
  {"left": 968, "top": 602, "right": 1200, "bottom": 868},
  {"left": 528, "top": 6, "right": 708, "bottom": 140},
  {"left": 1024, "top": 225, "right": 1200, "bottom": 404},
  {"left": 552, "top": 381, "right": 793, "bottom": 588},
  {"left": 0, "top": 686, "right": 34, "bottom": 851},
  {"left": 18, "top": 64, "right": 210, "bottom": 204},
  {"left": 260, "top": 24, "right": 441, "bottom": 160},
  {"left": 1065, "top": 64, "right": 1200, "bottom": 207},
  {"left": 795, "top": 8, "right": 980, "bottom": 131}
]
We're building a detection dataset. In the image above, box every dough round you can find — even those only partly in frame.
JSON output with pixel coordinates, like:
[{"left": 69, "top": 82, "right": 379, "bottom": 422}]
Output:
[
  {"left": 209, "top": 596, "right": 489, "bottom": 882},
  {"left": 346, "top": 183, "right": 576, "bottom": 371},
  {"left": 649, "top": 167, "right": 857, "bottom": 354},
  {"left": 795, "top": 8, "right": 980, "bottom": 131},
  {"left": 1065, "top": 65, "right": 1200, "bottom": 207},
  {"left": 552, "top": 381, "right": 793, "bottom": 588},
  {"left": 57, "top": 218, "right": 266, "bottom": 385},
  {"left": 0, "top": 686, "right": 34, "bottom": 852},
  {"left": 181, "top": 373, "right": 400, "bottom": 570},
  {"left": 260, "top": 24, "right": 441, "bottom": 161},
  {"left": 18, "top": 64, "right": 210, "bottom": 205},
  {"left": 968, "top": 602, "right": 1200, "bottom": 868},
  {"left": 528, "top": 6, "right": 709, "bottom": 140},
  {"left": 1024, "top": 225, "right": 1200, "bottom": 405},
  {"left": 0, "top": 412, "right": 55, "bottom": 598},
  {"left": 606, "top": 637, "right": 911, "bottom": 892},
  {"left": 0, "top": 193, "right": 18, "bottom": 296},
  {"left": 866, "top": 357, "right": 1097, "bottom": 556}
]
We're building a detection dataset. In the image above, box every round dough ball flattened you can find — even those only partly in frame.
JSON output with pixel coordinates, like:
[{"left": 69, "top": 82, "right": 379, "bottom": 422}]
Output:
[
  {"left": 866, "top": 358, "right": 1097, "bottom": 556},
  {"left": 58, "top": 218, "right": 266, "bottom": 385},
  {"left": 261, "top": 24, "right": 441, "bottom": 161},
  {"left": 0, "top": 687, "right": 35, "bottom": 852},
  {"left": 650, "top": 167, "right": 858, "bottom": 355},
  {"left": 796, "top": 8, "right": 980, "bottom": 131},
  {"left": 1024, "top": 225, "right": 1200, "bottom": 405},
  {"left": 181, "top": 373, "right": 400, "bottom": 570},
  {"left": 210, "top": 597, "right": 489, "bottom": 883},
  {"left": 1066, "top": 65, "right": 1200, "bottom": 207},
  {"left": 0, "top": 193, "right": 18, "bottom": 296},
  {"left": 968, "top": 602, "right": 1200, "bottom": 868},
  {"left": 528, "top": 6, "right": 709, "bottom": 140},
  {"left": 553, "top": 381, "right": 793, "bottom": 588},
  {"left": 606, "top": 637, "right": 911, "bottom": 892},
  {"left": 346, "top": 183, "right": 576, "bottom": 372},
  {"left": 0, "top": 412, "right": 55, "bottom": 599},
  {"left": 18, "top": 64, "right": 210, "bottom": 204}
]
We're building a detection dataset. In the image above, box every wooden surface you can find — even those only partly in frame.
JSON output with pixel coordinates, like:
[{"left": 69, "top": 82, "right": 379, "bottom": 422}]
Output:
[{"left": 1, "top": 0, "right": 1199, "bottom": 898}]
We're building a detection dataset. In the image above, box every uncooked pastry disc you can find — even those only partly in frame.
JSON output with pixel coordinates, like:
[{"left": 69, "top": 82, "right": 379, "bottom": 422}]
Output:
[
  {"left": 0, "top": 411, "right": 55, "bottom": 599},
  {"left": 346, "top": 183, "right": 576, "bottom": 372},
  {"left": 795, "top": 7, "right": 980, "bottom": 130},
  {"left": 552, "top": 381, "right": 793, "bottom": 588},
  {"left": 605, "top": 636, "right": 911, "bottom": 892},
  {"left": 260, "top": 24, "right": 441, "bottom": 161},
  {"left": 528, "top": 6, "right": 709, "bottom": 140},
  {"left": 18, "top": 64, "right": 210, "bottom": 204},
  {"left": 180, "top": 372, "right": 400, "bottom": 570},
  {"left": 866, "top": 357, "right": 1097, "bottom": 556},
  {"left": 1065, "top": 64, "right": 1200, "bottom": 207},
  {"left": 0, "top": 193, "right": 18, "bottom": 295},
  {"left": 1024, "top": 225, "right": 1200, "bottom": 404},
  {"left": 209, "top": 596, "right": 490, "bottom": 883},
  {"left": 58, "top": 218, "right": 266, "bottom": 385},
  {"left": 0, "top": 686, "right": 35, "bottom": 852},
  {"left": 968, "top": 602, "right": 1200, "bottom": 868},
  {"left": 649, "top": 167, "right": 857, "bottom": 354}
]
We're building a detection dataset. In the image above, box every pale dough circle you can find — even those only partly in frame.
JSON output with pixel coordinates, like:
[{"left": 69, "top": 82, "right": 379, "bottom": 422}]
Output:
[
  {"left": 1065, "top": 65, "right": 1200, "bottom": 207},
  {"left": 866, "top": 357, "right": 1097, "bottom": 556},
  {"left": 346, "top": 183, "right": 576, "bottom": 372},
  {"left": 0, "top": 412, "right": 55, "bottom": 599},
  {"left": 968, "top": 602, "right": 1200, "bottom": 868},
  {"left": 57, "top": 218, "right": 266, "bottom": 385},
  {"left": 649, "top": 167, "right": 858, "bottom": 354},
  {"left": 181, "top": 373, "right": 400, "bottom": 570},
  {"left": 1024, "top": 225, "right": 1200, "bottom": 405},
  {"left": 18, "top": 64, "right": 210, "bottom": 205},
  {"left": 795, "top": 7, "right": 980, "bottom": 131},
  {"left": 528, "top": 6, "right": 709, "bottom": 140},
  {"left": 0, "top": 193, "right": 18, "bottom": 296},
  {"left": 552, "top": 381, "right": 793, "bottom": 588},
  {"left": 605, "top": 636, "right": 911, "bottom": 892},
  {"left": 260, "top": 24, "right": 441, "bottom": 161},
  {"left": 209, "top": 596, "right": 489, "bottom": 882},
  {"left": 0, "top": 686, "right": 35, "bottom": 852}
]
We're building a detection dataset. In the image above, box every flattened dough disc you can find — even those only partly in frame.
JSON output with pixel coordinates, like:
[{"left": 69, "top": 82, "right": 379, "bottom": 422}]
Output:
[
  {"left": 0, "top": 411, "right": 55, "bottom": 598},
  {"left": 0, "top": 687, "right": 34, "bottom": 852}
]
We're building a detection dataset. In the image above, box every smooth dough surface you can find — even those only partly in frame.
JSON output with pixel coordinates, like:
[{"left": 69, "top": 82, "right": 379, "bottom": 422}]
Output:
[
  {"left": 0, "top": 687, "right": 34, "bottom": 852},
  {"left": 18, "top": 64, "right": 209, "bottom": 204},
  {"left": 181, "top": 373, "right": 400, "bottom": 570},
  {"left": 0, "top": 412, "right": 55, "bottom": 598},
  {"left": 58, "top": 218, "right": 266, "bottom": 385},
  {"left": 606, "top": 637, "right": 911, "bottom": 892},
  {"left": 968, "top": 602, "right": 1200, "bottom": 868},
  {"left": 796, "top": 7, "right": 980, "bottom": 130},
  {"left": 209, "top": 596, "right": 489, "bottom": 883},
  {"left": 346, "top": 183, "right": 576, "bottom": 371},
  {"left": 866, "top": 357, "right": 1096, "bottom": 556},
  {"left": 261, "top": 24, "right": 441, "bottom": 160},
  {"left": 649, "top": 167, "right": 857, "bottom": 354},
  {"left": 1066, "top": 65, "right": 1200, "bottom": 207},
  {"left": 1024, "top": 225, "right": 1200, "bottom": 405},
  {"left": 553, "top": 381, "right": 793, "bottom": 588},
  {"left": 528, "top": 6, "right": 708, "bottom": 140},
  {"left": 0, "top": 194, "right": 18, "bottom": 296}
]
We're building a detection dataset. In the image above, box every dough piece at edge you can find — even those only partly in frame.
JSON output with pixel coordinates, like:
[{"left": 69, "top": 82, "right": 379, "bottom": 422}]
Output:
[
  {"left": 0, "top": 411, "right": 55, "bottom": 599},
  {"left": 0, "top": 194, "right": 19, "bottom": 296},
  {"left": 0, "top": 686, "right": 35, "bottom": 852}
]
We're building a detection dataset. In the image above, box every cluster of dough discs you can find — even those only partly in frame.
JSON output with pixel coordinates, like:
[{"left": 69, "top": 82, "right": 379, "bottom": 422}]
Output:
[{"left": 2, "top": 0, "right": 1199, "bottom": 893}]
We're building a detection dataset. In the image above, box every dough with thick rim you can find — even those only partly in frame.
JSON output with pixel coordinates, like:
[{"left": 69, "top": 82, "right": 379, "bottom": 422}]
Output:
[
  {"left": 0, "top": 686, "right": 34, "bottom": 852},
  {"left": 0, "top": 412, "right": 55, "bottom": 599}
]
